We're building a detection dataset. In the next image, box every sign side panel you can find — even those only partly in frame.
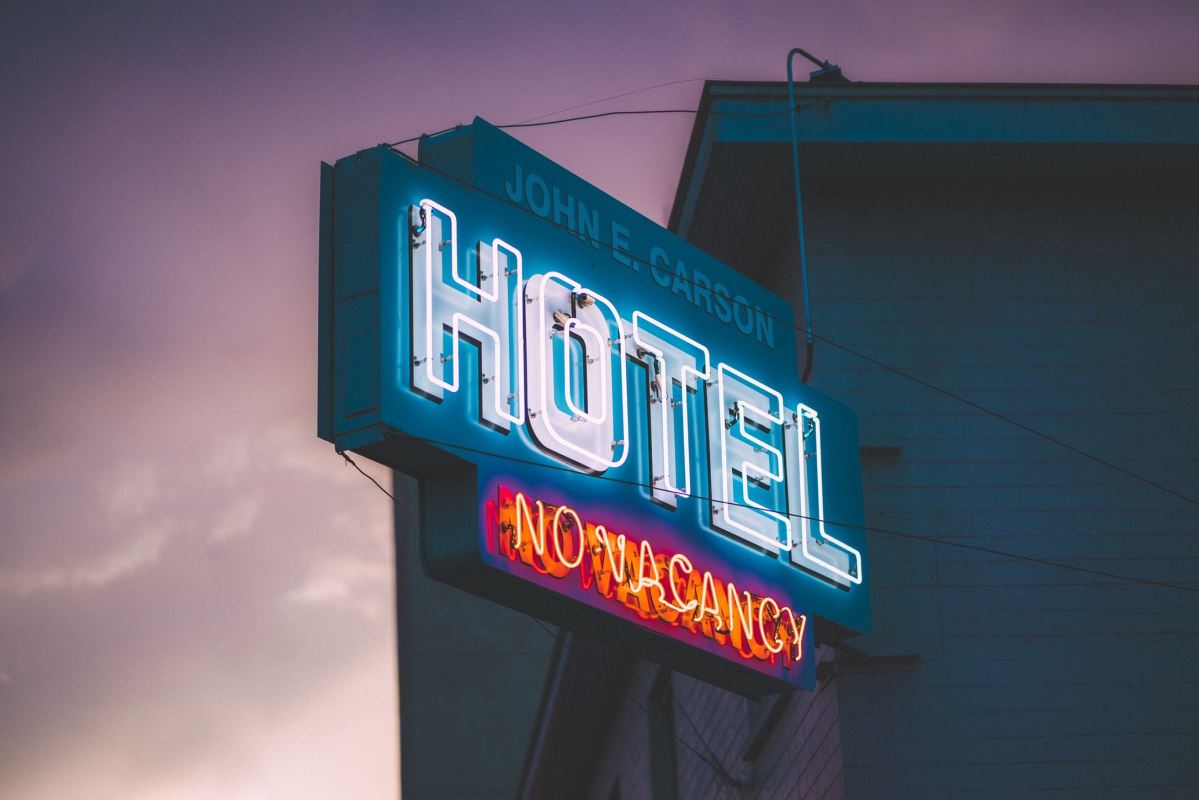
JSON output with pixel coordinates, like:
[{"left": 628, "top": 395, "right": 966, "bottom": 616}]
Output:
[{"left": 330, "top": 152, "right": 383, "bottom": 445}]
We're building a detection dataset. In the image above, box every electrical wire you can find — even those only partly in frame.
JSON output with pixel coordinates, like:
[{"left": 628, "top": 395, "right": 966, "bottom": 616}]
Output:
[
  {"left": 664, "top": 666, "right": 745, "bottom": 790},
  {"left": 624, "top": 687, "right": 741, "bottom": 798},
  {"left": 375, "top": 150, "right": 1199, "bottom": 511},
  {"left": 386, "top": 101, "right": 814, "bottom": 148},
  {"left": 807, "top": 335, "right": 1199, "bottom": 509},
  {"left": 525, "top": 614, "right": 559, "bottom": 642},
  {"left": 386, "top": 111, "right": 690, "bottom": 148},
  {"left": 517, "top": 77, "right": 706, "bottom": 124},
  {"left": 495, "top": 108, "right": 697, "bottom": 131},
  {"left": 388, "top": 431, "right": 1194, "bottom": 594},
  {"left": 355, "top": 430, "right": 1198, "bottom": 594},
  {"left": 340, "top": 450, "right": 412, "bottom": 515}
]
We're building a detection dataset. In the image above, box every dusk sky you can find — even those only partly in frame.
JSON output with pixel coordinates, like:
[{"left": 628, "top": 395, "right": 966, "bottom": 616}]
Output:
[{"left": 2, "top": 1, "right": 1197, "bottom": 797}]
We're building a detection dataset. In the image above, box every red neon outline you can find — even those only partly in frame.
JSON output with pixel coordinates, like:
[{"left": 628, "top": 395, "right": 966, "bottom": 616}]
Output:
[{"left": 492, "top": 485, "right": 810, "bottom": 671}]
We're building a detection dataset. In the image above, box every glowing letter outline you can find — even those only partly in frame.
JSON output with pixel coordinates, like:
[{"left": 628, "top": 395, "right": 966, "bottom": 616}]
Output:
[
  {"left": 709, "top": 363, "right": 792, "bottom": 552},
  {"left": 786, "top": 403, "right": 863, "bottom": 586},
  {"left": 410, "top": 199, "right": 525, "bottom": 429},
  {"left": 525, "top": 272, "right": 630, "bottom": 473},
  {"left": 630, "top": 311, "right": 711, "bottom": 508}
]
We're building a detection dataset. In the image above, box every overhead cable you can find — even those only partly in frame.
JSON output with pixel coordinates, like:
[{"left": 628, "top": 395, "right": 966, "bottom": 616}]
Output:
[{"left": 340, "top": 440, "right": 1198, "bottom": 595}]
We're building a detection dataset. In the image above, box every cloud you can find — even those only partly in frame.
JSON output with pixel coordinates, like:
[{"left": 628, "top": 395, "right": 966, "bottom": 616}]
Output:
[
  {"left": 98, "top": 463, "right": 159, "bottom": 521},
  {"left": 328, "top": 508, "right": 392, "bottom": 552},
  {"left": 129, "top": 642, "right": 398, "bottom": 800},
  {"left": 203, "top": 436, "right": 251, "bottom": 483},
  {"left": 0, "top": 526, "right": 168, "bottom": 597},
  {"left": 286, "top": 556, "right": 391, "bottom": 618},
  {"left": 208, "top": 492, "right": 263, "bottom": 543}
]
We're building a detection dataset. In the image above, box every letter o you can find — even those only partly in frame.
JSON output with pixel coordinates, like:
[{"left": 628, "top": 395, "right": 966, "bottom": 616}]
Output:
[{"left": 733, "top": 294, "right": 755, "bottom": 335}]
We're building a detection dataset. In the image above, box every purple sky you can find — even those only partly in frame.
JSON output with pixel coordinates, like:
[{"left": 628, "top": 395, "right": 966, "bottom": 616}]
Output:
[{"left": 2, "top": 1, "right": 1197, "bottom": 797}]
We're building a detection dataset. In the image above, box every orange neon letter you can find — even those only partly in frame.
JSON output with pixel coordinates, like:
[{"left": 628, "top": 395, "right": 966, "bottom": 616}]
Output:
[
  {"left": 757, "top": 596, "right": 786, "bottom": 654},
  {"left": 724, "top": 582, "right": 756, "bottom": 656},
  {"left": 778, "top": 606, "right": 807, "bottom": 662},
  {"left": 550, "top": 505, "right": 586, "bottom": 570}
]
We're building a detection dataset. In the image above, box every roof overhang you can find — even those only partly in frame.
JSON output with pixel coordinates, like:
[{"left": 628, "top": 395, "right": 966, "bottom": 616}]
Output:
[{"left": 670, "top": 81, "right": 1199, "bottom": 271}]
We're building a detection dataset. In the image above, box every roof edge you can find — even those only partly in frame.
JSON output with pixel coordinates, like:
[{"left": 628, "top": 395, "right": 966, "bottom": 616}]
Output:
[{"left": 668, "top": 80, "right": 717, "bottom": 234}]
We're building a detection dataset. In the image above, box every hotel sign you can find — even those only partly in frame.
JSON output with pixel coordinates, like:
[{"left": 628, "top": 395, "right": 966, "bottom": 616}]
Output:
[{"left": 318, "top": 120, "right": 867, "bottom": 692}]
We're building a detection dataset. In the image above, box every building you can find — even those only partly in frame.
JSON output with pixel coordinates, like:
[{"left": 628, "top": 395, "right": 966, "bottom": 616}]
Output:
[{"left": 396, "top": 80, "right": 1199, "bottom": 798}]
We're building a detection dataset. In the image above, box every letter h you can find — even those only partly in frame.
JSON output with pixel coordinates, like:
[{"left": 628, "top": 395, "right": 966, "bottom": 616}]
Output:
[{"left": 410, "top": 199, "right": 524, "bottom": 430}]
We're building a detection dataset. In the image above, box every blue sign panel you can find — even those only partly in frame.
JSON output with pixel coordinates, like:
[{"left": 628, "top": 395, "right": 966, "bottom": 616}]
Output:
[{"left": 319, "top": 120, "right": 867, "bottom": 693}]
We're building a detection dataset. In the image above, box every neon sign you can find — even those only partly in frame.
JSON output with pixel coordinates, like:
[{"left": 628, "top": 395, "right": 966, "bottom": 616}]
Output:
[
  {"left": 319, "top": 119, "right": 867, "bottom": 692},
  {"left": 493, "top": 487, "right": 809, "bottom": 668}
]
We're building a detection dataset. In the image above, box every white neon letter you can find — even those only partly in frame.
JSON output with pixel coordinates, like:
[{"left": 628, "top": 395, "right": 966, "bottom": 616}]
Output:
[
  {"left": 410, "top": 200, "right": 524, "bottom": 429},
  {"left": 708, "top": 363, "right": 791, "bottom": 551},
  {"left": 666, "top": 554, "right": 697, "bottom": 614},
  {"left": 785, "top": 403, "right": 863, "bottom": 585},
  {"left": 630, "top": 311, "right": 711, "bottom": 508},
  {"left": 525, "top": 272, "right": 629, "bottom": 473}
]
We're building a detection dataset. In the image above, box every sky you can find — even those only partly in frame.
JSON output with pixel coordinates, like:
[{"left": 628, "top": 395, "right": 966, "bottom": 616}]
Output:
[{"left": 1, "top": 1, "right": 1197, "bottom": 797}]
